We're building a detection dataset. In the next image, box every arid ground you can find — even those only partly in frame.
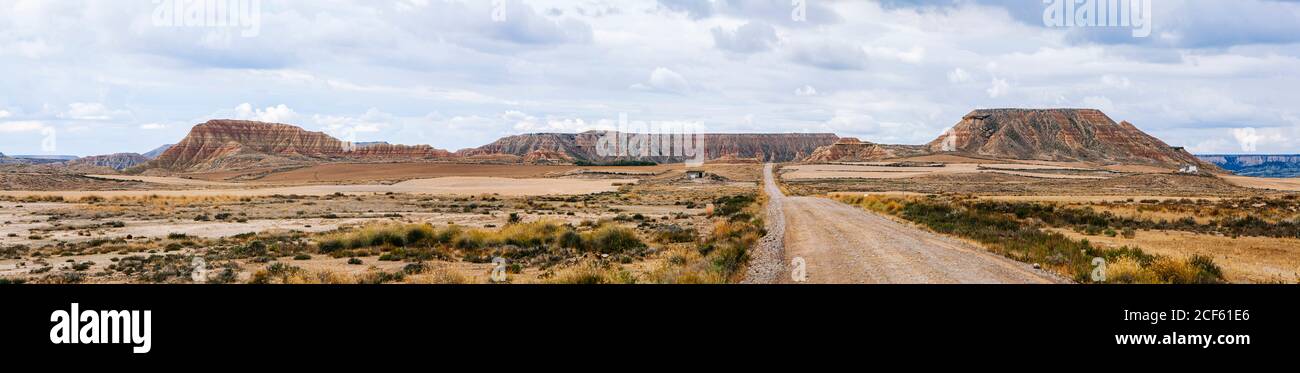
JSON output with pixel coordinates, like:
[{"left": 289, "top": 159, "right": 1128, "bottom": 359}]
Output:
[{"left": 2, "top": 158, "right": 1297, "bottom": 284}]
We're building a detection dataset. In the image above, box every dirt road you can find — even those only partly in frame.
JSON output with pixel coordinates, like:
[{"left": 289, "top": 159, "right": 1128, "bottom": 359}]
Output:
[{"left": 758, "top": 164, "right": 1064, "bottom": 284}]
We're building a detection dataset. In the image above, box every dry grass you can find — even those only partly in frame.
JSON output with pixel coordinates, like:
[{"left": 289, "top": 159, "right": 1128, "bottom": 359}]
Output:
[
  {"left": 544, "top": 262, "right": 638, "bottom": 284},
  {"left": 403, "top": 264, "right": 470, "bottom": 284},
  {"left": 1052, "top": 228, "right": 1300, "bottom": 283}
]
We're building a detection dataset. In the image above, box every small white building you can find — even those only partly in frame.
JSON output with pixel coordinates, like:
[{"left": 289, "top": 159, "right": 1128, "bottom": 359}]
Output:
[{"left": 1178, "top": 165, "right": 1199, "bottom": 174}]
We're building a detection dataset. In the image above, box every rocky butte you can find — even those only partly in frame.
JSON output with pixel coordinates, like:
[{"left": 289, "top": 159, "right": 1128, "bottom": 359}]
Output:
[
  {"left": 804, "top": 138, "right": 928, "bottom": 163},
  {"left": 146, "top": 120, "right": 453, "bottom": 172},
  {"left": 928, "top": 109, "right": 1219, "bottom": 171}
]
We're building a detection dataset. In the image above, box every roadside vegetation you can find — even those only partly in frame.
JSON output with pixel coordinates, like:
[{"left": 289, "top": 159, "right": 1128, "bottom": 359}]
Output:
[
  {"left": 647, "top": 194, "right": 765, "bottom": 284},
  {"left": 968, "top": 198, "right": 1300, "bottom": 239},
  {"left": 833, "top": 194, "right": 1226, "bottom": 284}
]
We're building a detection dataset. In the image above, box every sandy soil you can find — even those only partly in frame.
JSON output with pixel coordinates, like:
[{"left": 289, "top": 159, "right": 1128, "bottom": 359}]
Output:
[
  {"left": 0, "top": 177, "right": 634, "bottom": 199},
  {"left": 982, "top": 170, "right": 1109, "bottom": 180},
  {"left": 783, "top": 163, "right": 1110, "bottom": 181},
  {"left": 1221, "top": 175, "right": 1300, "bottom": 192},
  {"left": 208, "top": 163, "right": 584, "bottom": 183},
  {"left": 238, "top": 163, "right": 688, "bottom": 183},
  {"left": 977, "top": 164, "right": 1091, "bottom": 171},
  {"left": 87, "top": 175, "right": 243, "bottom": 187}
]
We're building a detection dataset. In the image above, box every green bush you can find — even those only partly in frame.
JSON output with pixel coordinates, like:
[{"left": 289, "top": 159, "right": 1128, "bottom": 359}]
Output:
[{"left": 585, "top": 225, "right": 645, "bottom": 254}]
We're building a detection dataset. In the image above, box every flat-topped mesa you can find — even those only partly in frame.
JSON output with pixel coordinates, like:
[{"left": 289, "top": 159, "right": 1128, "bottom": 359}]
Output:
[
  {"left": 149, "top": 120, "right": 452, "bottom": 172},
  {"left": 461, "top": 131, "right": 839, "bottom": 163},
  {"left": 928, "top": 108, "right": 1220, "bottom": 171}
]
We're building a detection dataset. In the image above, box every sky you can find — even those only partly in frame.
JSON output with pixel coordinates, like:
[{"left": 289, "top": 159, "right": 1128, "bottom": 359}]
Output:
[{"left": 1, "top": 0, "right": 1299, "bottom": 156}]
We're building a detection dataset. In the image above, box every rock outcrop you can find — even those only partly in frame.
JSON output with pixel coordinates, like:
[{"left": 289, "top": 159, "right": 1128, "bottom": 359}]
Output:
[
  {"left": 929, "top": 109, "right": 1218, "bottom": 171},
  {"left": 67, "top": 153, "right": 150, "bottom": 171},
  {"left": 462, "top": 131, "right": 838, "bottom": 163},
  {"left": 148, "top": 120, "right": 453, "bottom": 172},
  {"left": 142, "top": 144, "right": 174, "bottom": 160}
]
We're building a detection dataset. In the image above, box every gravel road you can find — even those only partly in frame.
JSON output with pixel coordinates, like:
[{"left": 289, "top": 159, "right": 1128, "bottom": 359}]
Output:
[
  {"left": 745, "top": 164, "right": 1065, "bottom": 284},
  {"left": 740, "top": 164, "right": 788, "bottom": 284}
]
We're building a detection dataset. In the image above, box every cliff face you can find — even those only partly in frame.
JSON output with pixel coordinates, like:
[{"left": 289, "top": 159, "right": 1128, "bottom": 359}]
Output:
[
  {"left": 67, "top": 153, "right": 150, "bottom": 171},
  {"left": 928, "top": 109, "right": 1218, "bottom": 171},
  {"left": 1199, "top": 154, "right": 1300, "bottom": 178},
  {"left": 462, "top": 131, "right": 839, "bottom": 163},
  {"left": 150, "top": 120, "right": 452, "bottom": 172}
]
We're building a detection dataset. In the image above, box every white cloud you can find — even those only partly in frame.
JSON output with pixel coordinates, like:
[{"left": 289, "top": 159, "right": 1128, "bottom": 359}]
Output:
[
  {"left": 1081, "top": 96, "right": 1116, "bottom": 113},
  {"left": 789, "top": 40, "right": 867, "bottom": 70},
  {"left": 234, "top": 103, "right": 299, "bottom": 124},
  {"left": 0, "top": 121, "right": 48, "bottom": 133},
  {"left": 794, "top": 85, "right": 818, "bottom": 97},
  {"left": 0, "top": 110, "right": 11, "bottom": 119},
  {"left": 1233, "top": 127, "right": 1261, "bottom": 152},
  {"left": 61, "top": 102, "right": 128, "bottom": 120},
  {"left": 2, "top": 0, "right": 1300, "bottom": 155},
  {"left": 138, "top": 123, "right": 167, "bottom": 130},
  {"left": 711, "top": 21, "right": 779, "bottom": 54},
  {"left": 947, "top": 68, "right": 971, "bottom": 84},
  {"left": 633, "top": 67, "right": 691, "bottom": 94},
  {"left": 864, "top": 46, "right": 924, "bottom": 64},
  {"left": 311, "top": 108, "right": 390, "bottom": 142},
  {"left": 3, "top": 39, "right": 61, "bottom": 59},
  {"left": 987, "top": 78, "right": 1010, "bottom": 98},
  {"left": 1101, "top": 75, "right": 1132, "bottom": 89}
]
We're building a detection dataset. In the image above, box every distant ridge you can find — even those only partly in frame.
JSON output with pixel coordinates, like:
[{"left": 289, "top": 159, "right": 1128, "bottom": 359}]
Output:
[
  {"left": 142, "top": 144, "right": 174, "bottom": 160},
  {"left": 1198, "top": 154, "right": 1300, "bottom": 178},
  {"left": 67, "top": 153, "right": 150, "bottom": 171},
  {"left": 462, "top": 131, "right": 839, "bottom": 163},
  {"left": 928, "top": 109, "right": 1219, "bottom": 172}
]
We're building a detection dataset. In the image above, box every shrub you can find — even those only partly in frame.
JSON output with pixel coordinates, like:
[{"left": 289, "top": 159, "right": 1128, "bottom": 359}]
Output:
[
  {"left": 585, "top": 225, "right": 645, "bottom": 254},
  {"left": 404, "top": 224, "right": 433, "bottom": 245},
  {"left": 318, "top": 239, "right": 344, "bottom": 253},
  {"left": 347, "top": 258, "right": 363, "bottom": 265},
  {"left": 1106, "top": 257, "right": 1160, "bottom": 284},
  {"left": 654, "top": 225, "right": 696, "bottom": 243},
  {"left": 1188, "top": 254, "right": 1224, "bottom": 283},
  {"left": 546, "top": 263, "right": 636, "bottom": 284}
]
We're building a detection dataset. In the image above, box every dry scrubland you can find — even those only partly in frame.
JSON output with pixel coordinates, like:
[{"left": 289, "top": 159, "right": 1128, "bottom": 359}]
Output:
[
  {"left": 3, "top": 157, "right": 1298, "bottom": 285},
  {"left": 831, "top": 193, "right": 1300, "bottom": 283},
  {"left": 0, "top": 164, "right": 766, "bottom": 284},
  {"left": 789, "top": 159, "right": 1300, "bottom": 284}
]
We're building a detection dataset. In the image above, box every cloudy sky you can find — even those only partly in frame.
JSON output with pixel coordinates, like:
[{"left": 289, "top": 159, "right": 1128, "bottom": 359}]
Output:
[{"left": 2, "top": 0, "right": 1299, "bottom": 156}]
